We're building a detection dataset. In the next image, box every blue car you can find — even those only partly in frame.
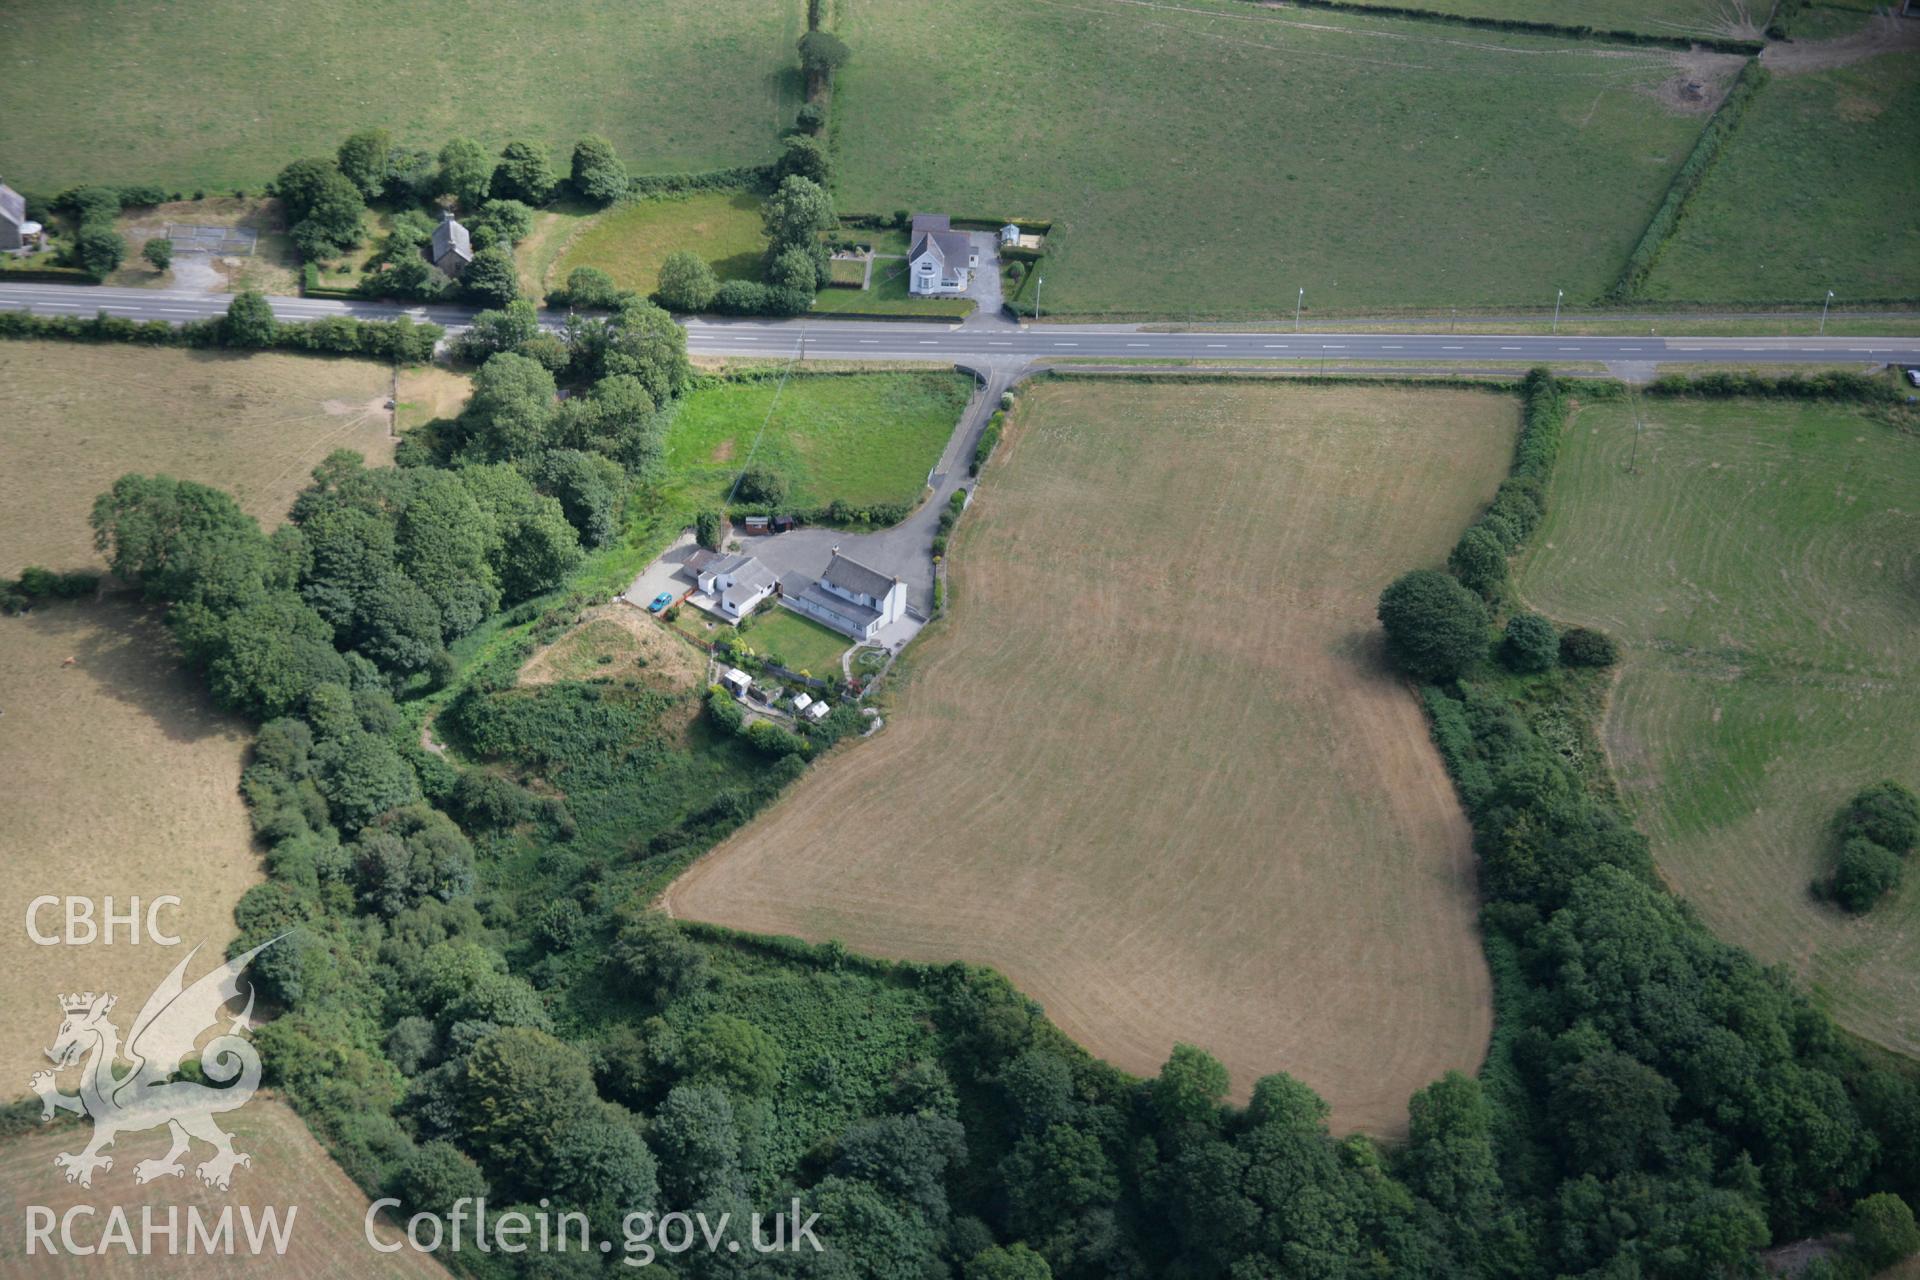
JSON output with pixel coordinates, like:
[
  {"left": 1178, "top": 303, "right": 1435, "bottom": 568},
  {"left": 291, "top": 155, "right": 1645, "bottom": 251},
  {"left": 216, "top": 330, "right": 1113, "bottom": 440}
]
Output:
[{"left": 647, "top": 591, "right": 674, "bottom": 613}]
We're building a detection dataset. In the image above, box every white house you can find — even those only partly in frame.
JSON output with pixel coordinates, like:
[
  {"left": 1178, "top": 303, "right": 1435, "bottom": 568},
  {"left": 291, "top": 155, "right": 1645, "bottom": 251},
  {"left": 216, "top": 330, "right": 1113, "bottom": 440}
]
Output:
[
  {"left": 0, "top": 182, "right": 29, "bottom": 251},
  {"left": 907, "top": 213, "right": 976, "bottom": 297},
  {"left": 695, "top": 553, "right": 778, "bottom": 621},
  {"left": 720, "top": 667, "right": 752, "bottom": 699},
  {"left": 782, "top": 549, "right": 908, "bottom": 642}
]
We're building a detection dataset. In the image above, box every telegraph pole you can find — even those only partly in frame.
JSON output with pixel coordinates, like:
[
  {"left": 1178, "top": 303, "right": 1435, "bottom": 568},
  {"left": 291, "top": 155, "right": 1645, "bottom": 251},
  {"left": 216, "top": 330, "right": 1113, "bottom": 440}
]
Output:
[{"left": 1627, "top": 383, "right": 1645, "bottom": 475}]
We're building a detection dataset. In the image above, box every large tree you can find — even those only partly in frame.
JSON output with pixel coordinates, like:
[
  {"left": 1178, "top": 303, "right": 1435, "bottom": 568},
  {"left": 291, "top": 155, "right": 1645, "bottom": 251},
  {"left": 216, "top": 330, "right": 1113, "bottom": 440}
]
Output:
[
  {"left": 335, "top": 128, "right": 393, "bottom": 200},
  {"left": 459, "top": 1026, "right": 598, "bottom": 1175},
  {"left": 436, "top": 137, "right": 492, "bottom": 210},
  {"left": 223, "top": 290, "right": 279, "bottom": 348},
  {"left": 569, "top": 134, "right": 628, "bottom": 204},
  {"left": 655, "top": 250, "right": 718, "bottom": 313},
  {"left": 798, "top": 30, "right": 852, "bottom": 75},
  {"left": 459, "top": 352, "right": 558, "bottom": 463},
  {"left": 461, "top": 245, "right": 520, "bottom": 308},
  {"left": 491, "top": 140, "right": 557, "bottom": 205},
  {"left": 1377, "top": 569, "right": 1489, "bottom": 681},
  {"left": 761, "top": 174, "right": 835, "bottom": 250},
  {"left": 271, "top": 158, "right": 365, "bottom": 259}
]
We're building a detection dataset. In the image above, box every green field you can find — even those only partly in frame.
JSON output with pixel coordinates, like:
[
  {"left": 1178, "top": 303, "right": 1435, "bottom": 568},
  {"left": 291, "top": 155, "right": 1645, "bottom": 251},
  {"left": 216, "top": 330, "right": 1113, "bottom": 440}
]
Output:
[
  {"left": 548, "top": 190, "right": 770, "bottom": 297},
  {"left": 658, "top": 371, "right": 972, "bottom": 512},
  {"left": 0, "top": 0, "right": 803, "bottom": 193},
  {"left": 833, "top": 0, "right": 1716, "bottom": 316},
  {"left": 1641, "top": 54, "right": 1920, "bottom": 302},
  {"left": 1333, "top": 0, "right": 1767, "bottom": 39},
  {"left": 1517, "top": 394, "right": 1920, "bottom": 1054},
  {"left": 740, "top": 607, "right": 852, "bottom": 677}
]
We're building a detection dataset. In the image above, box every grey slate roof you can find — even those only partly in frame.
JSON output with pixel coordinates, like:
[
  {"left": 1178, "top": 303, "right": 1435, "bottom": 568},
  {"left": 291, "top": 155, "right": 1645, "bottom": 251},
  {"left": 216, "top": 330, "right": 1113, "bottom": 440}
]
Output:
[
  {"left": 907, "top": 212, "right": 971, "bottom": 277},
  {"left": 430, "top": 212, "right": 472, "bottom": 264},
  {"left": 821, "top": 551, "right": 897, "bottom": 601},
  {"left": 909, "top": 230, "right": 971, "bottom": 274},
  {"left": 0, "top": 183, "right": 25, "bottom": 229},
  {"left": 785, "top": 578, "right": 883, "bottom": 635}
]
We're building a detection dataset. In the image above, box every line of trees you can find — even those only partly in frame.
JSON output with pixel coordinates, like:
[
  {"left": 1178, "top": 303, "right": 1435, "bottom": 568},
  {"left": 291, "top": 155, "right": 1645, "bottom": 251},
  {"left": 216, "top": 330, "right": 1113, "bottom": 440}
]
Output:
[{"left": 1374, "top": 370, "right": 1920, "bottom": 1279}]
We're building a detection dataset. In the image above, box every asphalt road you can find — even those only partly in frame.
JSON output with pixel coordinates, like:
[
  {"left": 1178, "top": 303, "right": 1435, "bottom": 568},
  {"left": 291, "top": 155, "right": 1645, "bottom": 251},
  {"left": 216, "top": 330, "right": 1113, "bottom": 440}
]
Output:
[{"left": 4, "top": 282, "right": 1917, "bottom": 370}]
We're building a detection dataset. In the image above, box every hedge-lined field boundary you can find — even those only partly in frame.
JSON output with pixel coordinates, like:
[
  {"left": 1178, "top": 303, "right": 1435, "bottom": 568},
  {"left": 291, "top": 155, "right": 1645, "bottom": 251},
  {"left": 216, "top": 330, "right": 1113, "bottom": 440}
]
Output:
[
  {"left": 1608, "top": 60, "right": 1770, "bottom": 301},
  {"left": 0, "top": 306, "right": 443, "bottom": 362},
  {"left": 1241, "top": 0, "right": 1764, "bottom": 53}
]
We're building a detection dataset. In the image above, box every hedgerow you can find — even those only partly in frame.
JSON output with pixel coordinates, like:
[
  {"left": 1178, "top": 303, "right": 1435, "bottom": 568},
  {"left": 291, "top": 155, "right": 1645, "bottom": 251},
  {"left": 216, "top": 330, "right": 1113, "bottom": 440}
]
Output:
[{"left": 1608, "top": 60, "right": 1770, "bottom": 300}]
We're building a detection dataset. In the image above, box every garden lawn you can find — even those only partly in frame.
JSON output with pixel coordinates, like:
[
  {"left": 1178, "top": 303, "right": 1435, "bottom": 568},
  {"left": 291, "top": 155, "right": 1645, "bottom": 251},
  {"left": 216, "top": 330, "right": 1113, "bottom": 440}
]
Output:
[
  {"left": 1641, "top": 53, "right": 1920, "bottom": 302},
  {"left": 548, "top": 190, "right": 770, "bottom": 297},
  {"left": 0, "top": 0, "right": 803, "bottom": 193},
  {"left": 1517, "top": 394, "right": 1920, "bottom": 1055},
  {"left": 657, "top": 371, "right": 972, "bottom": 514},
  {"left": 808, "top": 256, "right": 973, "bottom": 318},
  {"left": 741, "top": 607, "right": 850, "bottom": 679},
  {"left": 832, "top": 0, "right": 1720, "bottom": 316}
]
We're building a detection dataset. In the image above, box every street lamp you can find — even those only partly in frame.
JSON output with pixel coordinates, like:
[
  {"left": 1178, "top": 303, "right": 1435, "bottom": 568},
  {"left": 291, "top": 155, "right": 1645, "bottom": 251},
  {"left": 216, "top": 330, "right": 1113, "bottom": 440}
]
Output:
[
  {"left": 1295, "top": 287, "right": 1304, "bottom": 332},
  {"left": 1035, "top": 276, "right": 1044, "bottom": 323},
  {"left": 1820, "top": 288, "right": 1834, "bottom": 335},
  {"left": 1553, "top": 289, "right": 1563, "bottom": 334}
]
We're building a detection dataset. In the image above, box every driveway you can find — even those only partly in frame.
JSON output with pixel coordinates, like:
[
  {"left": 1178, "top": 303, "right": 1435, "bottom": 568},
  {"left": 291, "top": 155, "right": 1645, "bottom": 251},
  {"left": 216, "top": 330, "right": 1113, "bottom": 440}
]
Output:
[
  {"left": 618, "top": 530, "right": 702, "bottom": 608},
  {"left": 960, "top": 231, "right": 1009, "bottom": 326},
  {"left": 619, "top": 360, "right": 1019, "bottom": 622}
]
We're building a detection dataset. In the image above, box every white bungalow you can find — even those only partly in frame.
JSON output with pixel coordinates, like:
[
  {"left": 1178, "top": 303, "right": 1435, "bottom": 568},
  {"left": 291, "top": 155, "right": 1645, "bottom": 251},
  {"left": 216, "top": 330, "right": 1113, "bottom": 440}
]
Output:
[{"left": 695, "top": 553, "right": 778, "bottom": 621}]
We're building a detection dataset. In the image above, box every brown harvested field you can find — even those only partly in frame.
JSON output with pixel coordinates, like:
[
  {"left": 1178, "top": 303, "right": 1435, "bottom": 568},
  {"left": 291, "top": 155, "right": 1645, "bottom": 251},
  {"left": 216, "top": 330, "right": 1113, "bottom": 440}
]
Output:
[
  {"left": 0, "top": 1095, "right": 447, "bottom": 1276},
  {"left": 666, "top": 380, "right": 1511, "bottom": 1133},
  {"left": 0, "top": 344, "right": 437, "bottom": 1084},
  {"left": 0, "top": 601, "right": 257, "bottom": 1087},
  {"left": 0, "top": 344, "right": 405, "bottom": 576}
]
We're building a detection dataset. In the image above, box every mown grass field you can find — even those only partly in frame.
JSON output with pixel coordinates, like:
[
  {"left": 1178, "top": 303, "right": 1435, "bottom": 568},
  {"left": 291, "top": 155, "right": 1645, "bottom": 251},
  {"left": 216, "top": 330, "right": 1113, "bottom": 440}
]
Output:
[
  {"left": 657, "top": 371, "right": 972, "bottom": 513},
  {"left": 1642, "top": 52, "right": 1920, "bottom": 302},
  {"left": 1516, "top": 395, "right": 1920, "bottom": 1055},
  {"left": 0, "top": 1096, "right": 447, "bottom": 1276},
  {"left": 1334, "top": 0, "right": 1768, "bottom": 39},
  {"left": 832, "top": 0, "right": 1719, "bottom": 316},
  {"left": 667, "top": 380, "right": 1510, "bottom": 1133},
  {"left": 0, "top": 0, "right": 803, "bottom": 193},
  {"left": 546, "top": 190, "right": 769, "bottom": 297}
]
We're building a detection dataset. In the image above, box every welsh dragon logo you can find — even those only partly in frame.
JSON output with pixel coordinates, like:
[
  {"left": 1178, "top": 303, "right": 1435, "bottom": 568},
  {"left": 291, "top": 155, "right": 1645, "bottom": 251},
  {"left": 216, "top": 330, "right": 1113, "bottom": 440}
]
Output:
[{"left": 28, "top": 937, "right": 278, "bottom": 1190}]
